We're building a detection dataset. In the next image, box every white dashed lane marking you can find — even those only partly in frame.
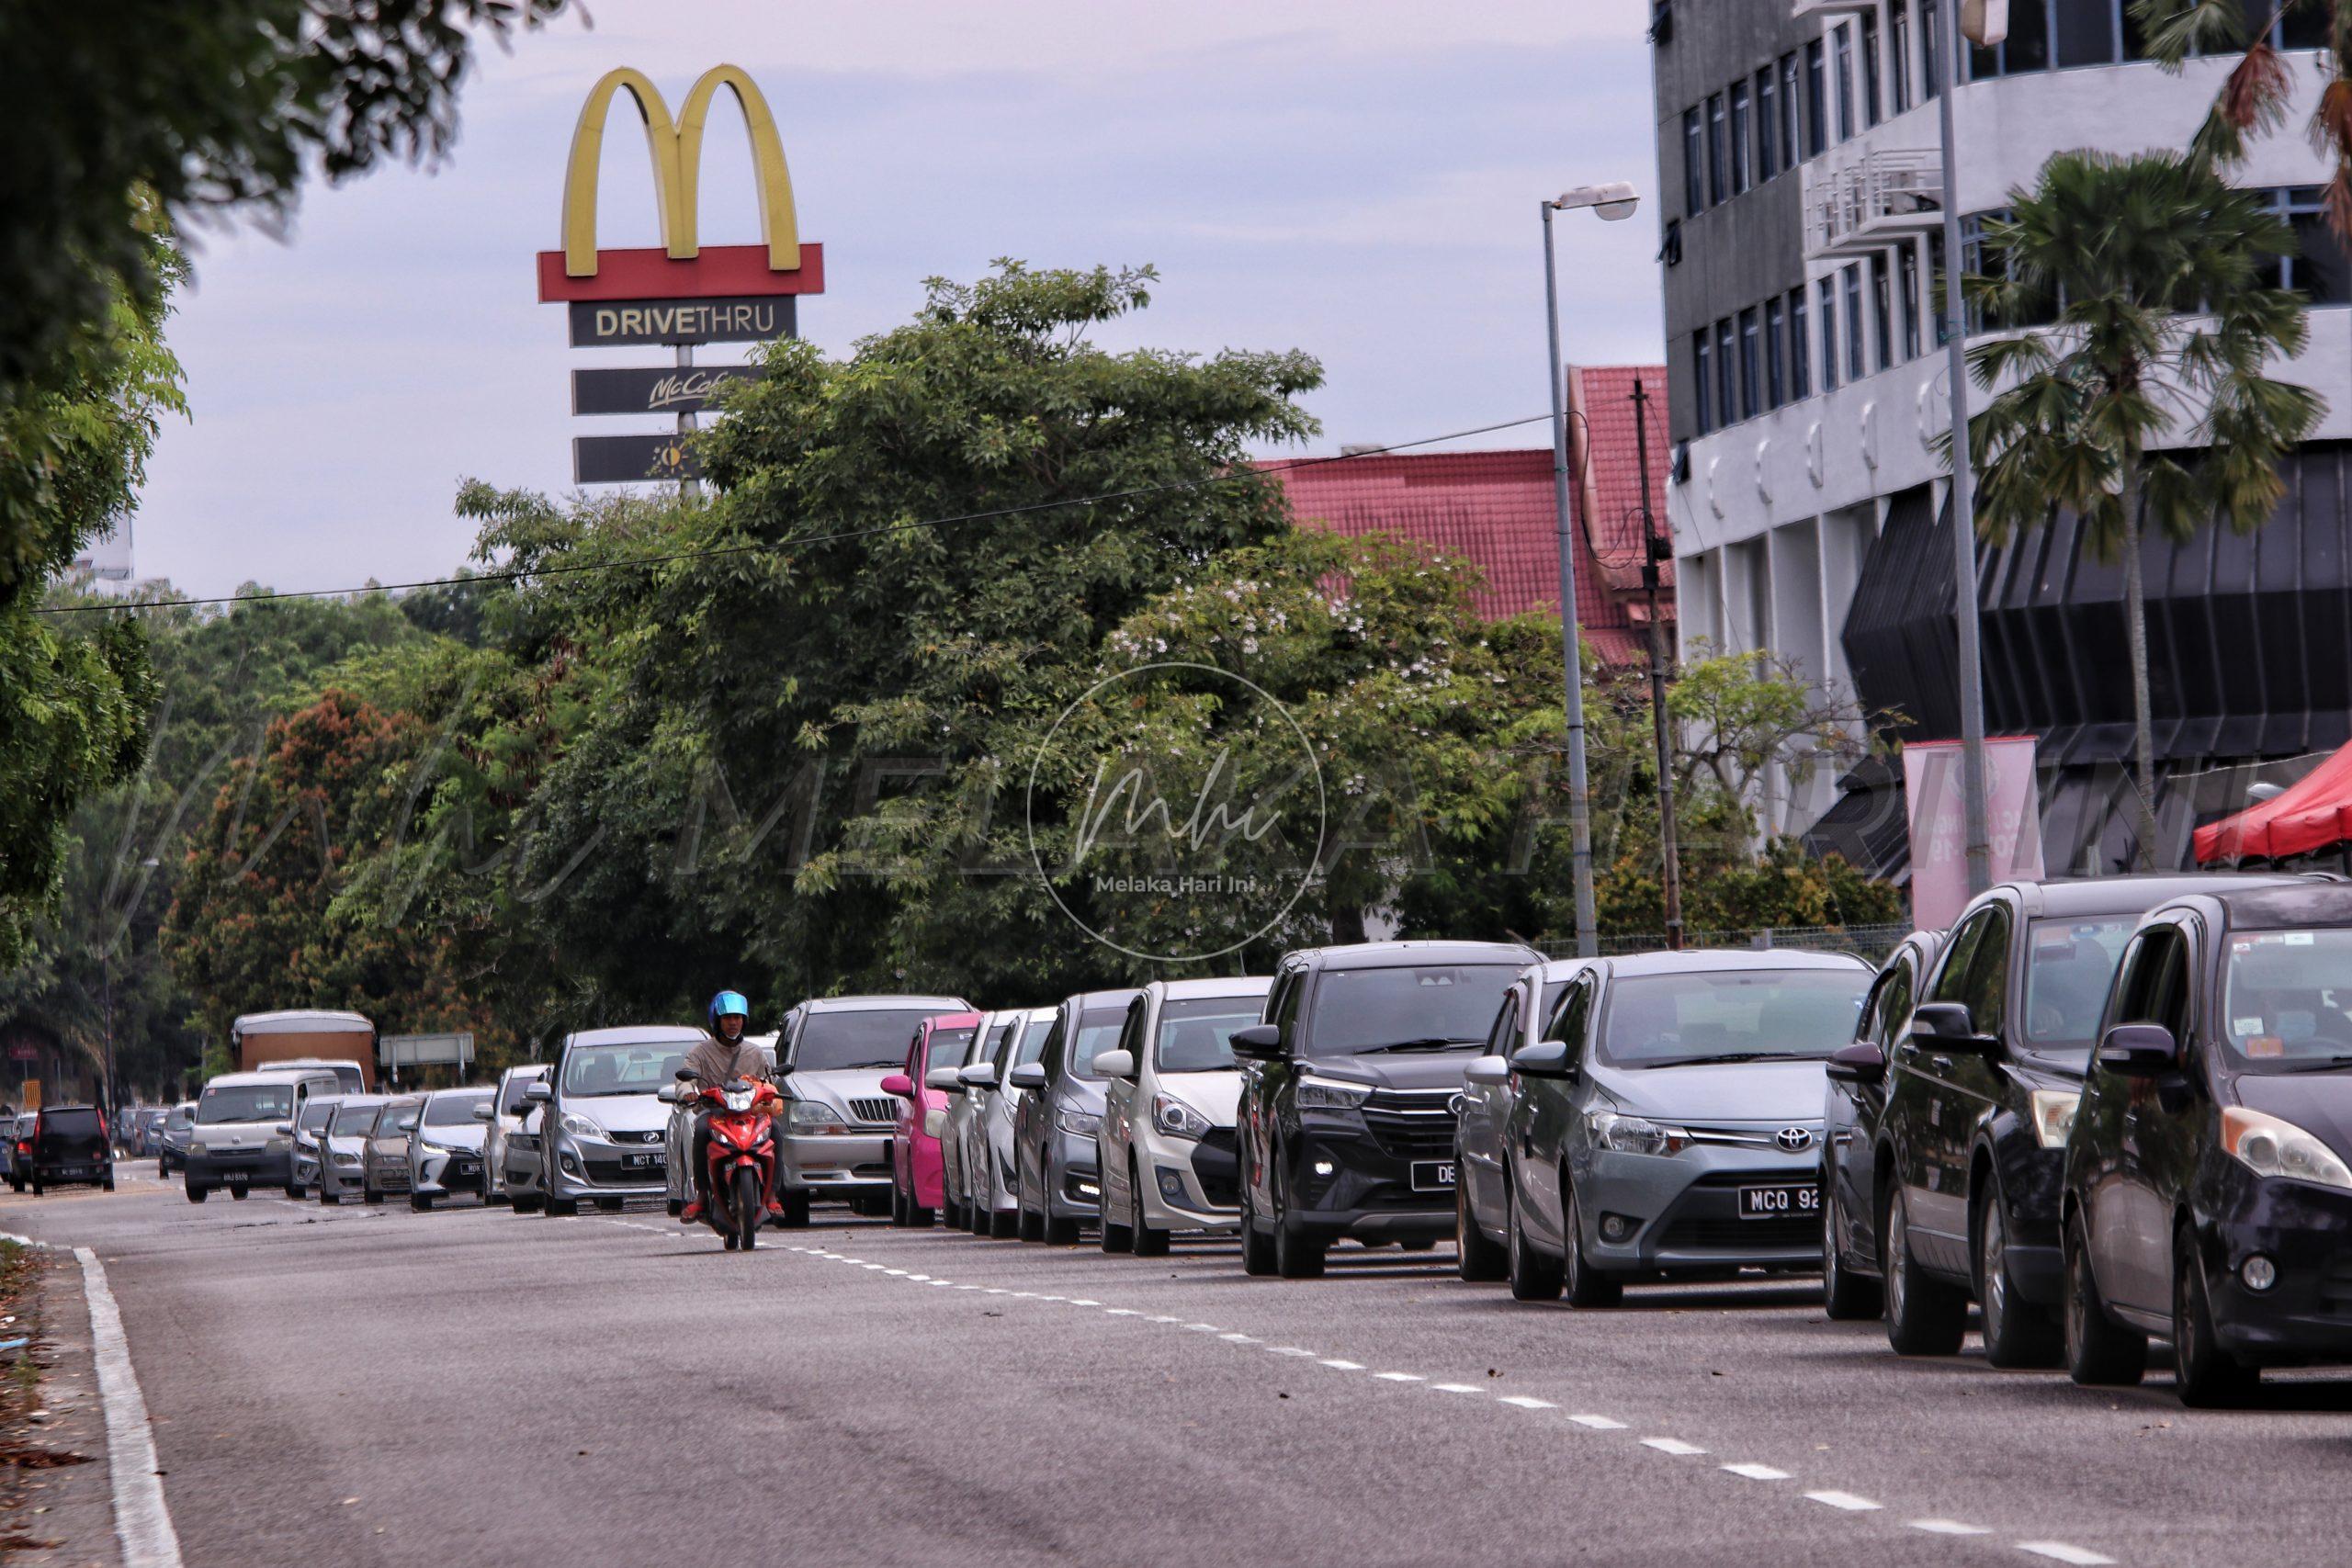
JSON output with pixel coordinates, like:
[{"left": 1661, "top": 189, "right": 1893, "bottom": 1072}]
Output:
[
  {"left": 1804, "top": 1492, "right": 1883, "bottom": 1513},
  {"left": 1641, "top": 1438, "right": 1708, "bottom": 1457},
  {"left": 2018, "top": 1545, "right": 2115, "bottom": 1566},
  {"left": 1721, "top": 1463, "right": 1790, "bottom": 1482}
]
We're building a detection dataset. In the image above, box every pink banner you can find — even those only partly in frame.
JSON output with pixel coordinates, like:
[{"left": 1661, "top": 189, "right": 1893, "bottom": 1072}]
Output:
[{"left": 1903, "top": 736, "right": 2045, "bottom": 931}]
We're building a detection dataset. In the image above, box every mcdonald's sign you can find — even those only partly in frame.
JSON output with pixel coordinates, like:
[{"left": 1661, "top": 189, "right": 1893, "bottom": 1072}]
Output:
[{"left": 535, "top": 64, "right": 826, "bottom": 306}]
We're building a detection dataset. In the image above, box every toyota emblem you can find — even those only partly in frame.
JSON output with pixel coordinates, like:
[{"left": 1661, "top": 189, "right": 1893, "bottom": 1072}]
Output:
[{"left": 1775, "top": 1126, "right": 1815, "bottom": 1153}]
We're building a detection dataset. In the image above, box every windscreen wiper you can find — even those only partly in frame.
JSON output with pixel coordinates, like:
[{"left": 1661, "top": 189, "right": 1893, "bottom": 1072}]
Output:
[
  {"left": 2269, "top": 1054, "right": 2352, "bottom": 1074},
  {"left": 1359, "top": 1037, "right": 1476, "bottom": 1054},
  {"left": 1638, "top": 1051, "right": 1821, "bottom": 1069}
]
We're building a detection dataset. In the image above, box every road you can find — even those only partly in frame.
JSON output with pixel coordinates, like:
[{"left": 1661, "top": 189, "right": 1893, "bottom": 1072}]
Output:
[{"left": 7, "top": 1179, "right": 2350, "bottom": 1567}]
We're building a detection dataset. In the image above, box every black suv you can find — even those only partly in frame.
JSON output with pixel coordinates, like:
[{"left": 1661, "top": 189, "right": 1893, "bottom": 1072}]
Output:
[
  {"left": 26, "top": 1104, "right": 114, "bottom": 1195},
  {"left": 2064, "top": 882, "right": 2352, "bottom": 1404},
  {"left": 1233, "top": 940, "right": 1534, "bottom": 1278},
  {"left": 1867, "top": 874, "right": 2300, "bottom": 1366}
]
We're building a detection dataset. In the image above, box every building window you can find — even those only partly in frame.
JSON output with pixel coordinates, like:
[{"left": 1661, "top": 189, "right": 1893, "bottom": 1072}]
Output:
[
  {"left": 1730, "top": 80, "right": 1753, "bottom": 194},
  {"left": 2054, "top": 0, "right": 2115, "bottom": 66},
  {"left": 1757, "top": 68, "right": 1779, "bottom": 182},
  {"left": 1694, "top": 333, "right": 1713, "bottom": 434},
  {"left": 1708, "top": 93, "right": 1729, "bottom": 205},
  {"left": 2280, "top": 1, "right": 2332, "bottom": 49},
  {"left": 1861, "top": 10, "right": 1883, "bottom": 128},
  {"left": 1843, "top": 265, "right": 1866, "bottom": 381},
  {"left": 1765, "top": 296, "right": 1788, "bottom": 408},
  {"left": 1739, "top": 307, "right": 1762, "bottom": 420},
  {"left": 1780, "top": 51, "right": 1804, "bottom": 167},
  {"left": 1899, "top": 241, "right": 1923, "bottom": 359},
  {"left": 1789, "top": 288, "right": 1812, "bottom": 400},
  {"left": 1716, "top": 318, "right": 1737, "bottom": 427},
  {"left": 1684, "top": 107, "right": 1705, "bottom": 213},
  {"left": 1805, "top": 40, "right": 1828, "bottom": 157},
  {"left": 2264, "top": 186, "right": 2352, "bottom": 304},
  {"left": 1892, "top": 0, "right": 1915, "bottom": 112},
  {"left": 1928, "top": 230, "right": 1949, "bottom": 345},
  {"left": 1834, "top": 24, "right": 1856, "bottom": 141},
  {"left": 1923, "top": 0, "right": 1942, "bottom": 96},
  {"left": 1871, "top": 251, "right": 1896, "bottom": 369},
  {"left": 1974, "top": 0, "right": 2052, "bottom": 76},
  {"left": 1818, "top": 276, "right": 1841, "bottom": 391}
]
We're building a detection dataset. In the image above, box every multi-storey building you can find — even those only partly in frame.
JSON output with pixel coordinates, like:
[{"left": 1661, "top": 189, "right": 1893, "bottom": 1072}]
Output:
[{"left": 1652, "top": 0, "right": 2352, "bottom": 874}]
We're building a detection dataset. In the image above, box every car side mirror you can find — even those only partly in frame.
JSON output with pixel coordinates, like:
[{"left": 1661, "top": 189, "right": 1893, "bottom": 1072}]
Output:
[
  {"left": 1229, "top": 1025, "right": 1283, "bottom": 1060},
  {"left": 2098, "top": 1022, "right": 2177, "bottom": 1077},
  {"left": 956, "top": 1063, "right": 995, "bottom": 1088},
  {"left": 1094, "top": 1049, "right": 1136, "bottom": 1080},
  {"left": 1509, "top": 1039, "right": 1576, "bottom": 1079},
  {"left": 470, "top": 1103, "right": 493, "bottom": 1122},
  {"left": 1912, "top": 1001, "right": 1998, "bottom": 1054},
  {"left": 273, "top": 1122, "right": 293, "bottom": 1135},
  {"left": 880, "top": 1073, "right": 914, "bottom": 1099},
  {"left": 524, "top": 1082, "right": 552, "bottom": 1103},
  {"left": 655, "top": 1085, "right": 680, "bottom": 1105},
  {"left": 673, "top": 1067, "right": 696, "bottom": 1083},
  {"left": 1825, "top": 1041, "right": 1887, "bottom": 1086},
  {"left": 924, "top": 1066, "right": 964, "bottom": 1093},
  {"left": 1462, "top": 1055, "right": 1510, "bottom": 1087},
  {"left": 1007, "top": 1063, "right": 1047, "bottom": 1091}
]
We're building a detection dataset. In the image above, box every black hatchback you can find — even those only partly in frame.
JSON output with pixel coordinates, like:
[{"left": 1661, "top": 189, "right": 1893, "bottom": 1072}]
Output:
[
  {"left": 27, "top": 1104, "right": 114, "bottom": 1195},
  {"left": 1864, "top": 874, "right": 2302, "bottom": 1367},
  {"left": 2064, "top": 882, "right": 2352, "bottom": 1404}
]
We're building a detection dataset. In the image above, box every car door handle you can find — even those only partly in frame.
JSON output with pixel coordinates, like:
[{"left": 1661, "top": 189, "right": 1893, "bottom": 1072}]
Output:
[{"left": 1928, "top": 1055, "right": 1954, "bottom": 1072}]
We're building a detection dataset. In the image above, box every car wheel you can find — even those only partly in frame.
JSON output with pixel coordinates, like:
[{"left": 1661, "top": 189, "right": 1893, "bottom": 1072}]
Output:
[
  {"left": 1883, "top": 1184, "right": 1967, "bottom": 1357},
  {"left": 967, "top": 1191, "right": 990, "bottom": 1236},
  {"left": 665, "top": 1197, "right": 684, "bottom": 1217},
  {"left": 1822, "top": 1184, "right": 1883, "bottom": 1321},
  {"left": 284, "top": 1183, "right": 303, "bottom": 1201},
  {"left": 1016, "top": 1170, "right": 1046, "bottom": 1242},
  {"left": 1099, "top": 1168, "right": 1134, "bottom": 1253},
  {"left": 1976, "top": 1187, "right": 2061, "bottom": 1369},
  {"left": 1272, "top": 1160, "right": 1326, "bottom": 1280},
  {"left": 185, "top": 1184, "right": 207, "bottom": 1203},
  {"left": 989, "top": 1203, "right": 1018, "bottom": 1240},
  {"left": 362, "top": 1188, "right": 382, "bottom": 1205},
  {"left": 545, "top": 1197, "right": 579, "bottom": 1217},
  {"left": 1130, "top": 1160, "right": 1170, "bottom": 1258},
  {"left": 594, "top": 1196, "right": 623, "bottom": 1213},
  {"left": 410, "top": 1192, "right": 434, "bottom": 1213},
  {"left": 1507, "top": 1179, "right": 1565, "bottom": 1302},
  {"left": 512, "top": 1193, "right": 542, "bottom": 1214},
  {"left": 1238, "top": 1159, "right": 1278, "bottom": 1277},
  {"left": 1456, "top": 1167, "right": 1508, "bottom": 1282},
  {"left": 1558, "top": 1179, "right": 1622, "bottom": 1308},
  {"left": 2173, "top": 1223, "right": 2258, "bottom": 1407},
  {"left": 321, "top": 1191, "right": 340, "bottom": 1206},
  {"left": 2064, "top": 1214, "right": 2146, "bottom": 1386},
  {"left": 103, "top": 1178, "right": 116, "bottom": 1193}
]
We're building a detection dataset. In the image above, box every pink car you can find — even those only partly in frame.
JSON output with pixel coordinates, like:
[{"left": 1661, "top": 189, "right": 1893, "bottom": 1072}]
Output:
[{"left": 884, "top": 1011, "right": 981, "bottom": 1227}]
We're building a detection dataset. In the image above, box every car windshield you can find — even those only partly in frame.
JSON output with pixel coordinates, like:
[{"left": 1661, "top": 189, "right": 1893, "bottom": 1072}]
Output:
[
  {"left": 1012, "top": 1017, "right": 1053, "bottom": 1068},
  {"left": 2024, "top": 918, "right": 2137, "bottom": 1048},
  {"left": 498, "top": 1074, "right": 543, "bottom": 1115},
  {"left": 1597, "top": 969, "right": 1871, "bottom": 1067},
  {"left": 332, "top": 1103, "right": 382, "bottom": 1134},
  {"left": 376, "top": 1103, "right": 420, "bottom": 1134},
  {"left": 425, "top": 1091, "right": 492, "bottom": 1125},
  {"left": 1155, "top": 996, "right": 1268, "bottom": 1072},
  {"left": 298, "top": 1101, "right": 338, "bottom": 1133},
  {"left": 792, "top": 1009, "right": 942, "bottom": 1072},
  {"left": 198, "top": 1085, "right": 295, "bottom": 1123},
  {"left": 41, "top": 1110, "right": 102, "bottom": 1137},
  {"left": 2221, "top": 928, "right": 2352, "bottom": 1066},
  {"left": 1069, "top": 1010, "right": 1133, "bottom": 1079},
  {"left": 560, "top": 1043, "right": 687, "bottom": 1098},
  {"left": 1306, "top": 964, "right": 1522, "bottom": 1055},
  {"left": 924, "top": 1028, "right": 974, "bottom": 1069},
  {"left": 166, "top": 1108, "right": 192, "bottom": 1130}
]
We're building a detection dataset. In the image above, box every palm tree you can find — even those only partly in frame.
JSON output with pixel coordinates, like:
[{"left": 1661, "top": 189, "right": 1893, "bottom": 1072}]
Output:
[
  {"left": 2135, "top": 0, "right": 2352, "bottom": 241},
  {"left": 1956, "top": 148, "right": 2324, "bottom": 870}
]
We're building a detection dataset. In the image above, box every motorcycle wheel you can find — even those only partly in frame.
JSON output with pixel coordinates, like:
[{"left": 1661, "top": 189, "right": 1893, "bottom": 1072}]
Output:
[{"left": 734, "top": 1166, "right": 761, "bottom": 1252}]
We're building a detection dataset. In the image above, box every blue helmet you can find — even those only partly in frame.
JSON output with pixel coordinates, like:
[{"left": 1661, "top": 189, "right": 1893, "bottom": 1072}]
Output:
[{"left": 707, "top": 989, "right": 751, "bottom": 1036}]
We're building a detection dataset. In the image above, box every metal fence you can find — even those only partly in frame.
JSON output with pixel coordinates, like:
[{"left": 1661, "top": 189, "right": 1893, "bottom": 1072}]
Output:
[{"left": 1534, "top": 921, "right": 1914, "bottom": 965}]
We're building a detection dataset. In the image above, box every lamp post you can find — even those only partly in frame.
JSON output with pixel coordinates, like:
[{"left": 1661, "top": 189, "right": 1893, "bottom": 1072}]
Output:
[{"left": 1542, "top": 181, "right": 1640, "bottom": 958}]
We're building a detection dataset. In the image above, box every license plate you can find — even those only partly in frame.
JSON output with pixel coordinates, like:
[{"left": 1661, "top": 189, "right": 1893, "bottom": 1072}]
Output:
[
  {"left": 1737, "top": 1183, "right": 1818, "bottom": 1218},
  {"left": 1410, "top": 1160, "right": 1456, "bottom": 1193},
  {"left": 222, "top": 1171, "right": 250, "bottom": 1186},
  {"left": 622, "top": 1152, "right": 660, "bottom": 1170},
  {"left": 454, "top": 1159, "right": 481, "bottom": 1175}
]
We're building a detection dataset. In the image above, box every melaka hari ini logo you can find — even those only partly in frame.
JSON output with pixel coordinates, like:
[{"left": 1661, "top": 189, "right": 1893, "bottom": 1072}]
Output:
[{"left": 1026, "top": 664, "right": 1326, "bottom": 964}]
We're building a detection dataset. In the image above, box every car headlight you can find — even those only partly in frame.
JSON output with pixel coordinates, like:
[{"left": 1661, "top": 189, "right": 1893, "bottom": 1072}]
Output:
[
  {"left": 265, "top": 1137, "right": 289, "bottom": 1153},
  {"left": 1151, "top": 1092, "right": 1214, "bottom": 1142},
  {"left": 189, "top": 1142, "right": 208, "bottom": 1156},
  {"left": 333, "top": 1152, "right": 360, "bottom": 1167},
  {"left": 560, "top": 1113, "right": 606, "bottom": 1142},
  {"left": 1057, "top": 1108, "right": 1102, "bottom": 1138},
  {"left": 1295, "top": 1076, "right": 1371, "bottom": 1112},
  {"left": 2223, "top": 1107, "right": 2352, "bottom": 1191},
  {"left": 786, "top": 1100, "right": 850, "bottom": 1135},
  {"left": 2029, "top": 1089, "right": 2081, "bottom": 1150},
  {"left": 1588, "top": 1111, "right": 1691, "bottom": 1156},
  {"left": 414, "top": 1137, "right": 450, "bottom": 1156}
]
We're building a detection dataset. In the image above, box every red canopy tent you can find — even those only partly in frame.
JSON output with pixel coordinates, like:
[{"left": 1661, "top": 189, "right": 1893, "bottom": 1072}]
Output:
[{"left": 2194, "top": 740, "right": 2352, "bottom": 863}]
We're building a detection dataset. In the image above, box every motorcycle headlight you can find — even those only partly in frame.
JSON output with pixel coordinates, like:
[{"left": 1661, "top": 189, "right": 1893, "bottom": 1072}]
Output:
[
  {"left": 2029, "top": 1089, "right": 2081, "bottom": 1150},
  {"left": 786, "top": 1100, "right": 849, "bottom": 1134},
  {"left": 1588, "top": 1110, "right": 1691, "bottom": 1156},
  {"left": 560, "top": 1113, "right": 606, "bottom": 1143},
  {"left": 2223, "top": 1107, "right": 2352, "bottom": 1191},
  {"left": 1295, "top": 1076, "right": 1371, "bottom": 1112},
  {"left": 1057, "top": 1108, "right": 1102, "bottom": 1138},
  {"left": 1151, "top": 1092, "right": 1214, "bottom": 1142}
]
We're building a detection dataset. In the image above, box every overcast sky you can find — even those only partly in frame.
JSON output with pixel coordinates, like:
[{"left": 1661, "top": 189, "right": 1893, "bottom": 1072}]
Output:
[{"left": 133, "top": 1, "right": 1664, "bottom": 599}]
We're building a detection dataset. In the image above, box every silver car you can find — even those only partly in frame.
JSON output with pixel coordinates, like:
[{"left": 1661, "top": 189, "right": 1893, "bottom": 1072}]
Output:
[
  {"left": 288, "top": 1094, "right": 341, "bottom": 1198},
  {"left": 974, "top": 1006, "right": 1057, "bottom": 1238},
  {"left": 525, "top": 1025, "right": 697, "bottom": 1215},
  {"left": 775, "top": 996, "right": 968, "bottom": 1219},
  {"left": 1461, "top": 948, "right": 1872, "bottom": 1304},
  {"left": 319, "top": 1095, "right": 388, "bottom": 1204},
  {"left": 934, "top": 1013, "right": 1013, "bottom": 1231},
  {"left": 361, "top": 1096, "right": 421, "bottom": 1202},
  {"left": 407, "top": 1087, "right": 494, "bottom": 1209},
  {"left": 1457, "top": 957, "right": 1599, "bottom": 1280},
  {"left": 1095, "top": 976, "right": 1272, "bottom": 1254},
  {"left": 478, "top": 1065, "right": 548, "bottom": 1206}
]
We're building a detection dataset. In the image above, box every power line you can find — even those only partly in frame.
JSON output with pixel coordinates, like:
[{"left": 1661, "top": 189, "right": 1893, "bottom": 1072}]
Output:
[{"left": 40, "top": 412, "right": 1561, "bottom": 617}]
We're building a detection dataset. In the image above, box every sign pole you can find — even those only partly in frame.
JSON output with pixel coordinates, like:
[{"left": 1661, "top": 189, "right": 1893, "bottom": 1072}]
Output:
[
  {"left": 676, "top": 342, "right": 699, "bottom": 502},
  {"left": 1940, "top": 0, "right": 1994, "bottom": 895}
]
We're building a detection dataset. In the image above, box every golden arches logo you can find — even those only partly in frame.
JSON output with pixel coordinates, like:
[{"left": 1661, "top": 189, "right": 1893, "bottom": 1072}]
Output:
[{"left": 562, "top": 64, "right": 801, "bottom": 279}]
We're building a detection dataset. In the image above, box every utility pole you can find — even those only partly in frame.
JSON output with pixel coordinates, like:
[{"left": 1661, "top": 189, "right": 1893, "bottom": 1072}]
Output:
[
  {"left": 1542, "top": 199, "right": 1601, "bottom": 957},
  {"left": 1938, "top": 0, "right": 1995, "bottom": 893},
  {"left": 1630, "top": 380, "right": 1683, "bottom": 949}
]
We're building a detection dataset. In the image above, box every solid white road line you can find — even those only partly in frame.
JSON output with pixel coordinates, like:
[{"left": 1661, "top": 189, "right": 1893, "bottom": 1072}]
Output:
[
  {"left": 2018, "top": 1544, "right": 2115, "bottom": 1566},
  {"left": 75, "top": 1247, "right": 186, "bottom": 1568}
]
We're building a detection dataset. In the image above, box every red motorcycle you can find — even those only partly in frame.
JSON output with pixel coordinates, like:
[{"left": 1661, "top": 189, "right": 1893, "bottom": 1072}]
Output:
[{"left": 693, "top": 1078, "right": 782, "bottom": 1251}]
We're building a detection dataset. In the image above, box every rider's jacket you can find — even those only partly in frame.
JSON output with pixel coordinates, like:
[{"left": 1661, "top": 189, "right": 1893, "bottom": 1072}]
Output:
[{"left": 681, "top": 1036, "right": 770, "bottom": 1092}]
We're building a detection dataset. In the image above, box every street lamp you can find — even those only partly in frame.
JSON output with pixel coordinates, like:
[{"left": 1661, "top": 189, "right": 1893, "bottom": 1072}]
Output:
[{"left": 1542, "top": 181, "right": 1639, "bottom": 958}]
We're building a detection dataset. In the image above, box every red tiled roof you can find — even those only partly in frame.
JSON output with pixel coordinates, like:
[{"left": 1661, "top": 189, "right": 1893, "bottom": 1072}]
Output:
[{"left": 1260, "top": 364, "right": 1672, "bottom": 665}]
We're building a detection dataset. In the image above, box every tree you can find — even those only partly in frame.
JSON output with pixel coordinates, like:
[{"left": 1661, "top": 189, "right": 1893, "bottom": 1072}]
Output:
[
  {"left": 1665, "top": 642, "right": 1886, "bottom": 833},
  {"left": 1957, "top": 149, "right": 2324, "bottom": 869}
]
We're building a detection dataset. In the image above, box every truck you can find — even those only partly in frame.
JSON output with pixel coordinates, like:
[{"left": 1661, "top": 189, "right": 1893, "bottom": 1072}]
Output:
[{"left": 231, "top": 1010, "right": 378, "bottom": 1090}]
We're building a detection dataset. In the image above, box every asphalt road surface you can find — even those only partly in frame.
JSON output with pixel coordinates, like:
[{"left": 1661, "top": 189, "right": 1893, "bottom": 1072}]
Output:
[{"left": 8, "top": 1179, "right": 2350, "bottom": 1568}]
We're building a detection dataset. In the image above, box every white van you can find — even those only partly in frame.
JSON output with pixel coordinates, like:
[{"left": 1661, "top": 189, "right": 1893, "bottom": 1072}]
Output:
[{"left": 187, "top": 1066, "right": 342, "bottom": 1203}]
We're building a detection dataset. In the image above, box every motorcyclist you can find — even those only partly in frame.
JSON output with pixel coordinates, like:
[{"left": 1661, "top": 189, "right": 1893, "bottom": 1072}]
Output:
[{"left": 679, "top": 990, "right": 784, "bottom": 1224}]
